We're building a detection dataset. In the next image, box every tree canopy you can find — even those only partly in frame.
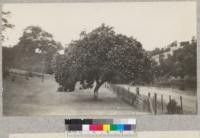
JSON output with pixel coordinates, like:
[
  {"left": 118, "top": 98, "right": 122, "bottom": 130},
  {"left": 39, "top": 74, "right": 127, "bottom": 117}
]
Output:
[
  {"left": 152, "top": 39, "right": 197, "bottom": 79},
  {"left": 52, "top": 24, "right": 152, "bottom": 99},
  {"left": 173, "top": 41, "right": 196, "bottom": 78},
  {"left": 16, "top": 26, "right": 62, "bottom": 53},
  {"left": 2, "top": 11, "right": 14, "bottom": 32},
  {"left": 13, "top": 26, "right": 63, "bottom": 73},
  {"left": 150, "top": 39, "right": 197, "bottom": 90},
  {"left": 2, "top": 11, "right": 15, "bottom": 78},
  {"left": 2, "top": 11, "right": 14, "bottom": 42}
]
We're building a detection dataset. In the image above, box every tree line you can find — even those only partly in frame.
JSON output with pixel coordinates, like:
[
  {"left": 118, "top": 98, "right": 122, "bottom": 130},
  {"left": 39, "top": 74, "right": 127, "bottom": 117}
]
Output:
[{"left": 151, "top": 39, "right": 197, "bottom": 90}]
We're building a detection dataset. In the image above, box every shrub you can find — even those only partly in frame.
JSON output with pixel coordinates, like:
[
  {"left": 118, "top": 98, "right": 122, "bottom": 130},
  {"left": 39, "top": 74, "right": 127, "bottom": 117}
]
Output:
[
  {"left": 57, "top": 86, "right": 64, "bottom": 92},
  {"left": 167, "top": 99, "right": 183, "bottom": 114},
  {"left": 27, "top": 72, "right": 33, "bottom": 77},
  {"left": 3, "top": 69, "right": 9, "bottom": 79}
]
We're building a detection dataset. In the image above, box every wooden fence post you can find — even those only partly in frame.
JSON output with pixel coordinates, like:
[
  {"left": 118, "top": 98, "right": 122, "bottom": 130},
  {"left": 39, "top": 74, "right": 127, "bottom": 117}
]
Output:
[
  {"left": 161, "top": 94, "right": 164, "bottom": 113},
  {"left": 136, "top": 87, "right": 140, "bottom": 96},
  {"left": 148, "top": 93, "right": 151, "bottom": 112},
  {"left": 196, "top": 100, "right": 198, "bottom": 114},
  {"left": 154, "top": 93, "right": 157, "bottom": 115},
  {"left": 122, "top": 87, "right": 125, "bottom": 99},
  {"left": 169, "top": 95, "right": 171, "bottom": 103},
  {"left": 131, "top": 94, "right": 135, "bottom": 105},
  {"left": 128, "top": 85, "right": 130, "bottom": 93},
  {"left": 180, "top": 96, "right": 183, "bottom": 111}
]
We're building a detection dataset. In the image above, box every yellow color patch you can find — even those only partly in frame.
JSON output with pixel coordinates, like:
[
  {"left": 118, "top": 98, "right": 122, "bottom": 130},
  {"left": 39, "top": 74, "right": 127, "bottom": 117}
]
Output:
[{"left": 103, "top": 124, "right": 110, "bottom": 131}]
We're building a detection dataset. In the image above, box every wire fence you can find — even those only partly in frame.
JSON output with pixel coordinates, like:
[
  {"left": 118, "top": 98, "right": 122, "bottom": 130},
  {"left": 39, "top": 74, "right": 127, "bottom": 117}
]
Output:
[
  {"left": 107, "top": 83, "right": 153, "bottom": 114},
  {"left": 106, "top": 83, "right": 197, "bottom": 115}
]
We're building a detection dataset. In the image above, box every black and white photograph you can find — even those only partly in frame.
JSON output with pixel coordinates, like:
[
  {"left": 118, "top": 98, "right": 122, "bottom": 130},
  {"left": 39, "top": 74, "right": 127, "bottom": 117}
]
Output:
[{"left": 2, "top": 2, "right": 197, "bottom": 116}]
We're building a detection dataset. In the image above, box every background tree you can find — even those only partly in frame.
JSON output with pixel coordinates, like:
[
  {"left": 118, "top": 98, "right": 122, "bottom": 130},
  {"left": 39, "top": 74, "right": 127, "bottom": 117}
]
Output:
[
  {"left": 14, "top": 26, "right": 63, "bottom": 73},
  {"left": 173, "top": 41, "right": 197, "bottom": 78},
  {"left": 154, "top": 39, "right": 197, "bottom": 79},
  {"left": 53, "top": 24, "right": 152, "bottom": 99},
  {"left": 150, "top": 47, "right": 161, "bottom": 56},
  {"left": 2, "top": 11, "right": 14, "bottom": 40},
  {"left": 150, "top": 38, "right": 197, "bottom": 90},
  {"left": 2, "top": 11, "right": 14, "bottom": 78}
]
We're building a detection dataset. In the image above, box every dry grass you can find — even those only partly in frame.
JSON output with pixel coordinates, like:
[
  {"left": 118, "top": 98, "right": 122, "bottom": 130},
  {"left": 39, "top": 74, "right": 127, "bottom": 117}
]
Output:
[{"left": 3, "top": 75, "right": 149, "bottom": 116}]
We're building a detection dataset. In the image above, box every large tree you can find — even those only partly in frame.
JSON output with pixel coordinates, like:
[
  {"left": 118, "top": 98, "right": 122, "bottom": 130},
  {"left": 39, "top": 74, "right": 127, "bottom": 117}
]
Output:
[
  {"left": 53, "top": 24, "right": 152, "bottom": 99},
  {"left": 14, "top": 26, "right": 63, "bottom": 73}
]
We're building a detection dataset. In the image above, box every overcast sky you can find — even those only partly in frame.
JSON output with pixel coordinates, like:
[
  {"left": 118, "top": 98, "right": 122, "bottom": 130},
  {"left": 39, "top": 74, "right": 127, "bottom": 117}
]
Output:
[{"left": 3, "top": 2, "right": 196, "bottom": 50}]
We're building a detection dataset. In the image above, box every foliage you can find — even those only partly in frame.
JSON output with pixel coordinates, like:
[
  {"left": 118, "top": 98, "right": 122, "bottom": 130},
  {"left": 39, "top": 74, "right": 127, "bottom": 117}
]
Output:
[
  {"left": 150, "top": 47, "right": 171, "bottom": 57},
  {"left": 167, "top": 99, "right": 183, "bottom": 114},
  {"left": 2, "top": 11, "right": 15, "bottom": 41},
  {"left": 150, "top": 41, "right": 177, "bottom": 56},
  {"left": 2, "top": 11, "right": 14, "bottom": 78},
  {"left": 2, "top": 47, "right": 15, "bottom": 78},
  {"left": 152, "top": 39, "right": 197, "bottom": 80},
  {"left": 173, "top": 41, "right": 197, "bottom": 78},
  {"left": 51, "top": 53, "right": 76, "bottom": 91},
  {"left": 2, "top": 11, "right": 14, "bottom": 31},
  {"left": 13, "top": 26, "right": 63, "bottom": 73},
  {"left": 52, "top": 24, "right": 152, "bottom": 98}
]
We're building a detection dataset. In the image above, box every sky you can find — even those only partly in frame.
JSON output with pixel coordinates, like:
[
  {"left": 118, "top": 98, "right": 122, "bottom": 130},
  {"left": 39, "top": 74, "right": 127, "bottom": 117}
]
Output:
[{"left": 2, "top": 2, "right": 196, "bottom": 50}]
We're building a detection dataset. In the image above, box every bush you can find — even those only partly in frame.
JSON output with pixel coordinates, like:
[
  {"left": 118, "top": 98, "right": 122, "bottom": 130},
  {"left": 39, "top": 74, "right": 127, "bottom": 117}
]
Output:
[
  {"left": 57, "top": 83, "right": 75, "bottom": 92},
  {"left": 3, "top": 69, "right": 9, "bottom": 79},
  {"left": 167, "top": 99, "right": 183, "bottom": 114},
  {"left": 57, "top": 86, "right": 64, "bottom": 92},
  {"left": 27, "top": 72, "right": 33, "bottom": 77}
]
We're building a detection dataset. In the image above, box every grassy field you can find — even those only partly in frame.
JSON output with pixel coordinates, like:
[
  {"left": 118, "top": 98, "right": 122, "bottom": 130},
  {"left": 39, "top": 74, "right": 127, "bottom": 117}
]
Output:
[{"left": 3, "top": 74, "right": 149, "bottom": 116}]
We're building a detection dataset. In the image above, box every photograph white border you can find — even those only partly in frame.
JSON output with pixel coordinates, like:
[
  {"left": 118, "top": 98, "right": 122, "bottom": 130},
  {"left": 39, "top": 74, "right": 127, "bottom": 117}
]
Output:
[{"left": 0, "top": 0, "right": 199, "bottom": 138}]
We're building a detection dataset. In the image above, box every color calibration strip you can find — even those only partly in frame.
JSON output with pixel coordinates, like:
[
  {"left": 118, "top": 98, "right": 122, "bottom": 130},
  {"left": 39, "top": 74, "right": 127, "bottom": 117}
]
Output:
[{"left": 65, "top": 119, "right": 136, "bottom": 137}]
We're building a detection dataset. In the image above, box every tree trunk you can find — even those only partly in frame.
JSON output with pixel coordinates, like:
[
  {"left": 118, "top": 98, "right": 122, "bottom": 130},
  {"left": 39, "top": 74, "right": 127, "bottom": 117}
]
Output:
[{"left": 94, "top": 81, "right": 104, "bottom": 100}]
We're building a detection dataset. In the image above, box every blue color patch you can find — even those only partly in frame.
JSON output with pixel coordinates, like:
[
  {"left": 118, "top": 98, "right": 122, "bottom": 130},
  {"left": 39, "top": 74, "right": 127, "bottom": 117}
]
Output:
[
  {"left": 124, "top": 124, "right": 132, "bottom": 131},
  {"left": 116, "top": 124, "right": 124, "bottom": 131}
]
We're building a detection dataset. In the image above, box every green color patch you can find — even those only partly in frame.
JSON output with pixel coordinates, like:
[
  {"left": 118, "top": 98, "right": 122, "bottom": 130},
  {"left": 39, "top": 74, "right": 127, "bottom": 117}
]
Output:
[{"left": 110, "top": 124, "right": 117, "bottom": 131}]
